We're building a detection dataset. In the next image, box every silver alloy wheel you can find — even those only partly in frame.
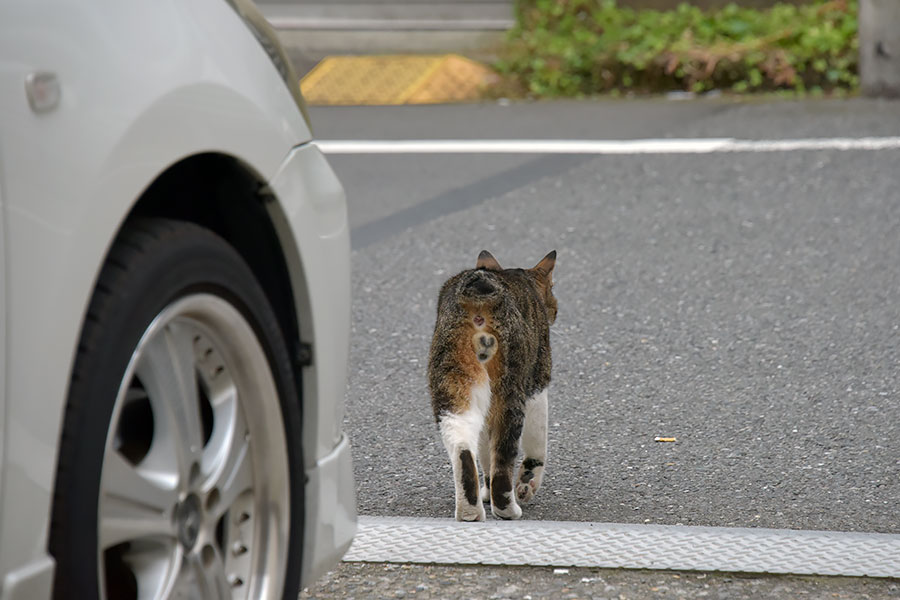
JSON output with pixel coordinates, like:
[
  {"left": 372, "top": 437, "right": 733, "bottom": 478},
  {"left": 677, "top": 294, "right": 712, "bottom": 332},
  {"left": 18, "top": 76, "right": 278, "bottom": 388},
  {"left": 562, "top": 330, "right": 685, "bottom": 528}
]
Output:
[{"left": 97, "top": 294, "right": 291, "bottom": 600}]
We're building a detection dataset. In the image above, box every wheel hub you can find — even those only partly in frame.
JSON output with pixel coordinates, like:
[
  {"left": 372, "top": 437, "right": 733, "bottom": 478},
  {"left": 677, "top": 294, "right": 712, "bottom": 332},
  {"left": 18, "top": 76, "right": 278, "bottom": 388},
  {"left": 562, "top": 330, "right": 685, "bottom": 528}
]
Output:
[{"left": 174, "top": 493, "right": 203, "bottom": 551}]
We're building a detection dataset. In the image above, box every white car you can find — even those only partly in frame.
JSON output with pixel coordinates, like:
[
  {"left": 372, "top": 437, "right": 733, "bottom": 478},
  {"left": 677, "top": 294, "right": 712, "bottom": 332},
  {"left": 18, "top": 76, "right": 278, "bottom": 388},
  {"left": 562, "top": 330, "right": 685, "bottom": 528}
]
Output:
[{"left": 0, "top": 1, "right": 356, "bottom": 598}]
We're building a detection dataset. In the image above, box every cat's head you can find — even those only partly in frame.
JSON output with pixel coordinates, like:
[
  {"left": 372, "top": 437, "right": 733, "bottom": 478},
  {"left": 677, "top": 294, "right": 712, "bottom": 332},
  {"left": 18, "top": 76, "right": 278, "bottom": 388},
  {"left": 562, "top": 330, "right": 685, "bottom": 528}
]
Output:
[{"left": 467, "top": 250, "right": 558, "bottom": 324}]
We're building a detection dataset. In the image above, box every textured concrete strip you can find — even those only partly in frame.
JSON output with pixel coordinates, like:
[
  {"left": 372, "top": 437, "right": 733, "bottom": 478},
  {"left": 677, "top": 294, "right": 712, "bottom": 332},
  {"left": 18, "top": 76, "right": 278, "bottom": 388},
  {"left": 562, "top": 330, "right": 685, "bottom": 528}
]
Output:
[
  {"left": 317, "top": 136, "right": 900, "bottom": 154},
  {"left": 344, "top": 516, "right": 900, "bottom": 578},
  {"left": 300, "top": 55, "right": 495, "bottom": 106}
]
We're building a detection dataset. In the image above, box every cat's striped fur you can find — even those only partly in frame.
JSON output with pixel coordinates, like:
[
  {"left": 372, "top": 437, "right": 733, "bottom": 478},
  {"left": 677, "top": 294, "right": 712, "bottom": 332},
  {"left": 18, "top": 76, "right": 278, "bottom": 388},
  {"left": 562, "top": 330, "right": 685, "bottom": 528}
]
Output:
[{"left": 429, "top": 250, "right": 557, "bottom": 521}]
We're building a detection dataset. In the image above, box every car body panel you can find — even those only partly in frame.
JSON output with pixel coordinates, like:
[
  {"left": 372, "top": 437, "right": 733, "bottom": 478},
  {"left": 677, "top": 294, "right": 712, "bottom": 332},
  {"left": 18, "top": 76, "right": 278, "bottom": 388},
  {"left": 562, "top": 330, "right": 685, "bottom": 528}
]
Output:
[
  {"left": 267, "top": 143, "right": 351, "bottom": 466},
  {"left": 302, "top": 434, "right": 356, "bottom": 586},
  {"left": 265, "top": 143, "right": 356, "bottom": 586},
  {"left": 0, "top": 0, "right": 353, "bottom": 594}
]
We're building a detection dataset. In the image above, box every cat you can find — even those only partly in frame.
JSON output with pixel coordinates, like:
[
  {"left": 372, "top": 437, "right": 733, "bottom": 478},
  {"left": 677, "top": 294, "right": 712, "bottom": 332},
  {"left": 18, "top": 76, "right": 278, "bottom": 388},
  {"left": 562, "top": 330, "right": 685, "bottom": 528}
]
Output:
[{"left": 428, "top": 250, "right": 557, "bottom": 521}]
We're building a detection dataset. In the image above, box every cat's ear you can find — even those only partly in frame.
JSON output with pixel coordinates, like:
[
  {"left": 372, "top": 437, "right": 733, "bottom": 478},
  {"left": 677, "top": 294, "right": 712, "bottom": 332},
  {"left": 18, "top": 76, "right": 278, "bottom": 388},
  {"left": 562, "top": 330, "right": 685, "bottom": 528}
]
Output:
[
  {"left": 532, "top": 250, "right": 557, "bottom": 278},
  {"left": 476, "top": 250, "right": 503, "bottom": 271}
]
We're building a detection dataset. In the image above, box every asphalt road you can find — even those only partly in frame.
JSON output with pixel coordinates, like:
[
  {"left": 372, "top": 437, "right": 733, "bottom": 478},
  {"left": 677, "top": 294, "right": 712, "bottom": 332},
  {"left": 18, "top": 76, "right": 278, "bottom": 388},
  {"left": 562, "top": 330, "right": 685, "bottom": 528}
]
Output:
[
  {"left": 310, "top": 98, "right": 900, "bottom": 533},
  {"left": 302, "top": 563, "right": 900, "bottom": 600}
]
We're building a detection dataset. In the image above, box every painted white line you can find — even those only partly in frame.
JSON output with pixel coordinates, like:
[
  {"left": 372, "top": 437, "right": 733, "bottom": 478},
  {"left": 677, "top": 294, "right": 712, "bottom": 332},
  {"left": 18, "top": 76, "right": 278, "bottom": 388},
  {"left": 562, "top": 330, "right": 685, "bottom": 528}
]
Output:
[
  {"left": 316, "top": 137, "right": 900, "bottom": 155},
  {"left": 344, "top": 516, "right": 900, "bottom": 578}
]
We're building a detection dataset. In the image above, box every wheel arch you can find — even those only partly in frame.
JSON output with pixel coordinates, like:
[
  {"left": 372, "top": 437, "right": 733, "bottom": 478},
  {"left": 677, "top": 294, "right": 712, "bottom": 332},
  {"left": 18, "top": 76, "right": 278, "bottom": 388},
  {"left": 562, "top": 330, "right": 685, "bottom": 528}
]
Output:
[{"left": 127, "top": 152, "right": 309, "bottom": 381}]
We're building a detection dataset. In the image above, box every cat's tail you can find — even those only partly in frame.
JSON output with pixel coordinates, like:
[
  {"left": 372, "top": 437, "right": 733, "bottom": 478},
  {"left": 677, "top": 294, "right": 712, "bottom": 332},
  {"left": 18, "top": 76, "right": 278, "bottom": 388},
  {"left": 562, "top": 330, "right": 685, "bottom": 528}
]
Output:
[{"left": 461, "top": 270, "right": 499, "bottom": 300}]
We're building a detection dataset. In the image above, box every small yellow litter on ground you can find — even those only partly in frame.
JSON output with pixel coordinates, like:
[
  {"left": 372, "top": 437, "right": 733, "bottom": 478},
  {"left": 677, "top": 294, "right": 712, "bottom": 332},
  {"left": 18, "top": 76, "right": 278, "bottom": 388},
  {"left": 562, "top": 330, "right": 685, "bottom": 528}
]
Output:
[
  {"left": 300, "top": 54, "right": 497, "bottom": 106},
  {"left": 654, "top": 436, "right": 677, "bottom": 443}
]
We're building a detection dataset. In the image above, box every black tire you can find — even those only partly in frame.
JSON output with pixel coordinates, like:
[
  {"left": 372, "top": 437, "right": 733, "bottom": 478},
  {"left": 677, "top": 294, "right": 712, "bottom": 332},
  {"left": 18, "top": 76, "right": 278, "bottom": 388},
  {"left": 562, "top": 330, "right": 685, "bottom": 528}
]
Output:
[{"left": 49, "top": 218, "right": 303, "bottom": 600}]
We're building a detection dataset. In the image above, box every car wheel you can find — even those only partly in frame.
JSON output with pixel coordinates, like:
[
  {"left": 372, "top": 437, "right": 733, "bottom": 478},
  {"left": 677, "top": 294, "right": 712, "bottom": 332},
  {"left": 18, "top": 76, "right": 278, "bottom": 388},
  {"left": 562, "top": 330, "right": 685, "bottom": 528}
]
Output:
[{"left": 49, "top": 218, "right": 303, "bottom": 600}]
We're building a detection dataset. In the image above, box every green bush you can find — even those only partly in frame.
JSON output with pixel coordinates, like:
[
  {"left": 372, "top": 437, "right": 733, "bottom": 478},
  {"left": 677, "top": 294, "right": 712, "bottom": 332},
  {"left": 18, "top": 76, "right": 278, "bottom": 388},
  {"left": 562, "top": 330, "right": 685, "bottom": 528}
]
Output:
[{"left": 494, "top": 0, "right": 858, "bottom": 96}]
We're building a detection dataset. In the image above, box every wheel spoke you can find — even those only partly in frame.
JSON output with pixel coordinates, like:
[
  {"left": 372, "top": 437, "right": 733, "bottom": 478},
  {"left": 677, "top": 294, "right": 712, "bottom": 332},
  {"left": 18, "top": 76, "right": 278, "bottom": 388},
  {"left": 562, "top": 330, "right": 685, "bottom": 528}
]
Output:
[
  {"left": 205, "top": 397, "right": 254, "bottom": 520},
  {"left": 114, "top": 541, "right": 180, "bottom": 600},
  {"left": 213, "top": 442, "right": 253, "bottom": 521},
  {"left": 136, "top": 321, "right": 205, "bottom": 481},
  {"left": 173, "top": 548, "right": 231, "bottom": 600},
  {"left": 198, "top": 545, "right": 232, "bottom": 599},
  {"left": 100, "top": 451, "right": 177, "bottom": 549}
]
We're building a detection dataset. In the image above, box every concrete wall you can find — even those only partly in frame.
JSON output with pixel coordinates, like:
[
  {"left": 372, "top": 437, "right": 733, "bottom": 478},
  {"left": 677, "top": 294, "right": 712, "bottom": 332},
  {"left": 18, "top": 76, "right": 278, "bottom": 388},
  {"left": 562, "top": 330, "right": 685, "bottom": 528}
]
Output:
[{"left": 859, "top": 0, "right": 900, "bottom": 97}]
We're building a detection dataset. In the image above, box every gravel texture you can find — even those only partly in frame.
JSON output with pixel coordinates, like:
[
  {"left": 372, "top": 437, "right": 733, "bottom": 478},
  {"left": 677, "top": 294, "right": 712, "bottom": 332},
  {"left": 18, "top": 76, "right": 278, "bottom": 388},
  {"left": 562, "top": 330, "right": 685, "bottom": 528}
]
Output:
[
  {"left": 342, "top": 138, "right": 900, "bottom": 531},
  {"left": 301, "top": 563, "right": 900, "bottom": 600},
  {"left": 306, "top": 96, "right": 900, "bottom": 599}
]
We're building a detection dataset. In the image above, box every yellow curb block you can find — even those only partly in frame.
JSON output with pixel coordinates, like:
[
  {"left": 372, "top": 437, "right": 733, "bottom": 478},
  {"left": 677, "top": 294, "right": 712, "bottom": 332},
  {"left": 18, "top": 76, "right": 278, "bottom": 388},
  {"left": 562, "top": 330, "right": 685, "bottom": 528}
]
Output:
[{"left": 300, "top": 54, "right": 497, "bottom": 106}]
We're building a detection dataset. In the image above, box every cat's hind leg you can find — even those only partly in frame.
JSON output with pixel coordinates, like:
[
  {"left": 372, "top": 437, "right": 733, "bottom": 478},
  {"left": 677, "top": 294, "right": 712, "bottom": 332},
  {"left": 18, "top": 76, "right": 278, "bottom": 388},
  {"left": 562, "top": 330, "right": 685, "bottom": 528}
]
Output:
[
  {"left": 488, "top": 401, "right": 524, "bottom": 520},
  {"left": 437, "top": 380, "right": 491, "bottom": 521},
  {"left": 516, "top": 387, "right": 548, "bottom": 504},
  {"left": 478, "top": 427, "right": 491, "bottom": 504}
]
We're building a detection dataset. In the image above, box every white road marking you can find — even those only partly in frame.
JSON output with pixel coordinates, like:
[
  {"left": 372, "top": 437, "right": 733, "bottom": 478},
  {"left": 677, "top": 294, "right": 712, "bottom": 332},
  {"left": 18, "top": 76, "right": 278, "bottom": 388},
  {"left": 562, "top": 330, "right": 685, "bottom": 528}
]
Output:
[
  {"left": 344, "top": 516, "right": 900, "bottom": 578},
  {"left": 317, "top": 137, "right": 900, "bottom": 155}
]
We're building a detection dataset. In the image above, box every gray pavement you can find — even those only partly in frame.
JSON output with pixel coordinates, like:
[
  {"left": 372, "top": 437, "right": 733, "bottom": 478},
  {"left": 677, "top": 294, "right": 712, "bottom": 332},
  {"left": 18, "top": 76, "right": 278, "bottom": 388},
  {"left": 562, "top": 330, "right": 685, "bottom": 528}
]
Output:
[
  {"left": 311, "top": 98, "right": 900, "bottom": 594},
  {"left": 313, "top": 99, "right": 730, "bottom": 239},
  {"left": 309, "top": 96, "right": 900, "bottom": 141},
  {"left": 311, "top": 97, "right": 900, "bottom": 240},
  {"left": 302, "top": 563, "right": 900, "bottom": 599},
  {"left": 319, "top": 98, "right": 900, "bottom": 532}
]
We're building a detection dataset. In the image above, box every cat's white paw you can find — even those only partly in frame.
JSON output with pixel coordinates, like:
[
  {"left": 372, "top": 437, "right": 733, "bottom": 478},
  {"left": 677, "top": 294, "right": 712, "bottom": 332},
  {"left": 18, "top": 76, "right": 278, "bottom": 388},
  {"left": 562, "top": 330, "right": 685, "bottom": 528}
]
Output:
[
  {"left": 456, "top": 502, "right": 486, "bottom": 522},
  {"left": 517, "top": 459, "right": 544, "bottom": 504},
  {"left": 516, "top": 479, "right": 538, "bottom": 503},
  {"left": 491, "top": 500, "right": 522, "bottom": 520},
  {"left": 480, "top": 483, "right": 490, "bottom": 504}
]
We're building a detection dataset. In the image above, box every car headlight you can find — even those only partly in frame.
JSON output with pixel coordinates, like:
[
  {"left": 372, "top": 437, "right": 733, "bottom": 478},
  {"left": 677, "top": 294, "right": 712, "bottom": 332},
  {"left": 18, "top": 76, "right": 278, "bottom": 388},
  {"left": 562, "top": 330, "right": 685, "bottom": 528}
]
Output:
[{"left": 224, "top": 0, "right": 312, "bottom": 129}]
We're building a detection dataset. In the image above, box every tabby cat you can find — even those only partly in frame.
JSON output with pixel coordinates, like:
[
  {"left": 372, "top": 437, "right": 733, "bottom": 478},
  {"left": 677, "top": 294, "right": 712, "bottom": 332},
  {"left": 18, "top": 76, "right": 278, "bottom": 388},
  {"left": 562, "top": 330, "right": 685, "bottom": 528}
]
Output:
[{"left": 428, "top": 250, "right": 557, "bottom": 521}]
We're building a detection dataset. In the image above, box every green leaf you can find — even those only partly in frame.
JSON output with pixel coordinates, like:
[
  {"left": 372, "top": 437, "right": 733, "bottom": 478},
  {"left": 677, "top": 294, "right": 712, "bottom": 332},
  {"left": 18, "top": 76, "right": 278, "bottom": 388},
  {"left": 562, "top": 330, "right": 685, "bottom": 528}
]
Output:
[{"left": 498, "top": 0, "right": 858, "bottom": 98}]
